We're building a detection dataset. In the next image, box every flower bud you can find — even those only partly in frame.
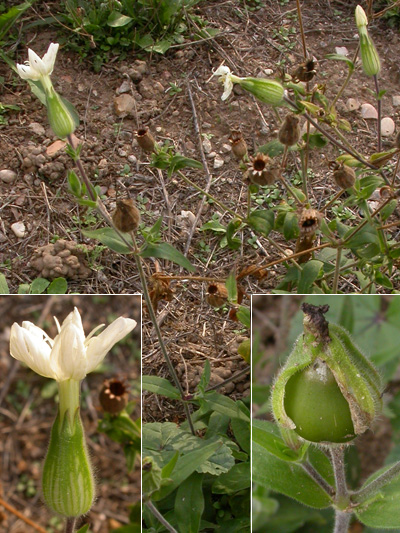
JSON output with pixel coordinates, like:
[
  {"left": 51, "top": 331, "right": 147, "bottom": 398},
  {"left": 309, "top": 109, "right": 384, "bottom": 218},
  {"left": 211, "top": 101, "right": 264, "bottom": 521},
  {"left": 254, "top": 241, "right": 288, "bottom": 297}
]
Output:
[
  {"left": 46, "top": 89, "right": 78, "bottom": 139},
  {"left": 291, "top": 58, "right": 317, "bottom": 83},
  {"left": 278, "top": 114, "right": 301, "bottom": 146},
  {"left": 136, "top": 126, "right": 155, "bottom": 153},
  {"left": 112, "top": 199, "right": 141, "bottom": 233},
  {"left": 272, "top": 303, "right": 382, "bottom": 444},
  {"left": 237, "top": 77, "right": 284, "bottom": 106},
  {"left": 42, "top": 382, "right": 94, "bottom": 517},
  {"left": 229, "top": 130, "right": 248, "bottom": 160},
  {"left": 99, "top": 377, "right": 129, "bottom": 414},
  {"left": 355, "top": 5, "right": 381, "bottom": 77}
]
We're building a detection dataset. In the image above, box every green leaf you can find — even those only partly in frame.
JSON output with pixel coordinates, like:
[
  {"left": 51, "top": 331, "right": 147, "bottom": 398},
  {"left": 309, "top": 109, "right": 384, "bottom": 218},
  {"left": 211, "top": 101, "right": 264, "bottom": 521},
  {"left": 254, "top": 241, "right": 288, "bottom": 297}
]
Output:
[
  {"left": 212, "top": 462, "right": 250, "bottom": 495},
  {"left": 252, "top": 420, "right": 333, "bottom": 509},
  {"left": 175, "top": 473, "right": 204, "bottom": 533},
  {"left": 76, "top": 525, "right": 90, "bottom": 533},
  {"left": 247, "top": 209, "right": 274, "bottom": 236},
  {"left": 238, "top": 339, "right": 251, "bottom": 363},
  {"left": 107, "top": 11, "right": 133, "bottom": 27},
  {"left": 236, "top": 306, "right": 251, "bottom": 328},
  {"left": 47, "top": 277, "right": 68, "bottom": 294},
  {"left": 140, "top": 242, "right": 195, "bottom": 271},
  {"left": 197, "top": 360, "right": 211, "bottom": 394},
  {"left": 0, "top": 1, "right": 34, "bottom": 41},
  {"left": 82, "top": 227, "right": 132, "bottom": 254},
  {"left": 258, "top": 139, "right": 285, "bottom": 157},
  {"left": 68, "top": 170, "right": 82, "bottom": 197},
  {"left": 231, "top": 417, "right": 250, "bottom": 454},
  {"left": 325, "top": 53, "right": 354, "bottom": 73},
  {"left": 151, "top": 39, "right": 173, "bottom": 55},
  {"left": 304, "top": 132, "right": 328, "bottom": 149},
  {"left": 226, "top": 270, "right": 237, "bottom": 303},
  {"left": 167, "top": 154, "right": 203, "bottom": 177},
  {"left": 355, "top": 464, "right": 400, "bottom": 528},
  {"left": 200, "top": 218, "right": 227, "bottom": 234},
  {"left": 0, "top": 274, "right": 9, "bottom": 294},
  {"left": 201, "top": 392, "right": 250, "bottom": 422},
  {"left": 380, "top": 199, "right": 397, "bottom": 221},
  {"left": 226, "top": 220, "right": 242, "bottom": 250},
  {"left": 283, "top": 212, "right": 299, "bottom": 240},
  {"left": 142, "top": 375, "right": 180, "bottom": 400},
  {"left": 30, "top": 277, "right": 50, "bottom": 294},
  {"left": 345, "top": 224, "right": 379, "bottom": 249},
  {"left": 297, "top": 260, "right": 323, "bottom": 293}
]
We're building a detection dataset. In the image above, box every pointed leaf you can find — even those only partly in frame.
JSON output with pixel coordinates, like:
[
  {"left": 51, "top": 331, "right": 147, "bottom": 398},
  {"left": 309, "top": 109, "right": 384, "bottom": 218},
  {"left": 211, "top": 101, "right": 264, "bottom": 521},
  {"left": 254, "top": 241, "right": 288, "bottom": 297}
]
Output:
[{"left": 140, "top": 242, "right": 195, "bottom": 271}]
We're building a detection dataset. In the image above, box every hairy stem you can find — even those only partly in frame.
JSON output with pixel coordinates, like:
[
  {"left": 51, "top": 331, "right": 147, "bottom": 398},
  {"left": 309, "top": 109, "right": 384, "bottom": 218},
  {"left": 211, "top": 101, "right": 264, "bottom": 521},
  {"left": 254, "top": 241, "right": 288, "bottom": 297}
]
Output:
[
  {"left": 353, "top": 460, "right": 400, "bottom": 503},
  {"left": 301, "top": 461, "right": 335, "bottom": 497},
  {"left": 330, "top": 45, "right": 359, "bottom": 112},
  {"left": 334, "top": 510, "right": 351, "bottom": 533},
  {"left": 65, "top": 518, "right": 77, "bottom": 533},
  {"left": 374, "top": 75, "right": 382, "bottom": 152},
  {"left": 145, "top": 501, "right": 178, "bottom": 533},
  {"left": 330, "top": 446, "right": 349, "bottom": 508},
  {"left": 332, "top": 247, "right": 342, "bottom": 294}
]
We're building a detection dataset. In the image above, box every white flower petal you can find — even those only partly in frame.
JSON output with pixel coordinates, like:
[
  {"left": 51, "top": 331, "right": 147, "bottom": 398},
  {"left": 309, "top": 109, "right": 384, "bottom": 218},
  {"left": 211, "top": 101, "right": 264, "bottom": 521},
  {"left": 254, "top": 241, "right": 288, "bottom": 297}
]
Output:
[
  {"left": 221, "top": 75, "right": 234, "bottom": 101},
  {"left": 214, "top": 64, "right": 231, "bottom": 77},
  {"left": 42, "top": 43, "right": 59, "bottom": 75},
  {"left": 16, "top": 63, "right": 41, "bottom": 81},
  {"left": 85, "top": 317, "right": 137, "bottom": 373},
  {"left": 28, "top": 48, "right": 48, "bottom": 76},
  {"left": 10, "top": 323, "right": 55, "bottom": 379},
  {"left": 51, "top": 312, "right": 86, "bottom": 381}
]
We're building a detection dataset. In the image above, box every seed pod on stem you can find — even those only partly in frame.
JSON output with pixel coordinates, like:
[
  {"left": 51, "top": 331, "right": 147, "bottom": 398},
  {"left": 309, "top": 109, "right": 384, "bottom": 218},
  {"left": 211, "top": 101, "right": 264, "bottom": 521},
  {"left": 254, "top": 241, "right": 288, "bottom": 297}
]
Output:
[
  {"left": 229, "top": 130, "right": 248, "bottom": 160},
  {"left": 136, "top": 126, "right": 156, "bottom": 153},
  {"left": 272, "top": 303, "right": 382, "bottom": 445},
  {"left": 112, "top": 198, "right": 141, "bottom": 233},
  {"left": 247, "top": 153, "right": 280, "bottom": 186},
  {"left": 329, "top": 161, "right": 356, "bottom": 189},
  {"left": 279, "top": 114, "right": 301, "bottom": 147}
]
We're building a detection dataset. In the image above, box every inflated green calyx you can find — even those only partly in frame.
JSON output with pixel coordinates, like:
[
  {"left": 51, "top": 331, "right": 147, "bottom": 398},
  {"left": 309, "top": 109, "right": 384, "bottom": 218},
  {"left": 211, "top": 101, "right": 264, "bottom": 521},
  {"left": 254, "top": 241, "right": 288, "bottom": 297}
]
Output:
[{"left": 272, "top": 303, "right": 382, "bottom": 445}]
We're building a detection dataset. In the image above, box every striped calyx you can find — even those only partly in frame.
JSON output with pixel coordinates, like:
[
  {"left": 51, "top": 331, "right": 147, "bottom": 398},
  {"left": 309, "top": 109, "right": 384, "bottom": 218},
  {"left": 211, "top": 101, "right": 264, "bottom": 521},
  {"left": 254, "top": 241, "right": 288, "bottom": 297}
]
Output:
[
  {"left": 355, "top": 5, "right": 381, "bottom": 77},
  {"left": 272, "top": 303, "right": 382, "bottom": 444},
  {"left": 42, "top": 380, "right": 94, "bottom": 517}
]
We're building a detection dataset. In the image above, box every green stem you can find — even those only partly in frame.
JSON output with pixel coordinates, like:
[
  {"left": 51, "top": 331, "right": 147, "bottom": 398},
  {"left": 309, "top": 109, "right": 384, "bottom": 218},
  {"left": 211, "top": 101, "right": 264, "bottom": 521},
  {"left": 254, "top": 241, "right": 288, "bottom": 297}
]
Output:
[
  {"left": 374, "top": 75, "right": 382, "bottom": 152},
  {"left": 330, "top": 44, "right": 359, "bottom": 112},
  {"left": 301, "top": 461, "right": 335, "bottom": 497},
  {"left": 145, "top": 501, "right": 178, "bottom": 533},
  {"left": 130, "top": 231, "right": 195, "bottom": 435},
  {"left": 58, "top": 380, "right": 80, "bottom": 427},
  {"left": 334, "top": 510, "right": 351, "bottom": 533},
  {"left": 64, "top": 518, "right": 77, "bottom": 533},
  {"left": 299, "top": 149, "right": 310, "bottom": 203},
  {"left": 353, "top": 460, "right": 400, "bottom": 503},
  {"left": 330, "top": 446, "right": 350, "bottom": 509},
  {"left": 332, "top": 247, "right": 342, "bottom": 294},
  {"left": 247, "top": 186, "right": 251, "bottom": 219}
]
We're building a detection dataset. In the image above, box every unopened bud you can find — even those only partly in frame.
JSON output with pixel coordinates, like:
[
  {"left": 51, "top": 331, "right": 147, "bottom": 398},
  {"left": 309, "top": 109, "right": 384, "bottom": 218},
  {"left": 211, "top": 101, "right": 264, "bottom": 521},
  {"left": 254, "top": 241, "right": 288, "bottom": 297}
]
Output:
[
  {"left": 136, "top": 126, "right": 155, "bottom": 153},
  {"left": 237, "top": 77, "right": 284, "bottom": 106},
  {"left": 278, "top": 114, "right": 301, "bottom": 146},
  {"left": 331, "top": 161, "right": 356, "bottom": 189},
  {"left": 355, "top": 5, "right": 381, "bottom": 77},
  {"left": 112, "top": 199, "right": 141, "bottom": 233}
]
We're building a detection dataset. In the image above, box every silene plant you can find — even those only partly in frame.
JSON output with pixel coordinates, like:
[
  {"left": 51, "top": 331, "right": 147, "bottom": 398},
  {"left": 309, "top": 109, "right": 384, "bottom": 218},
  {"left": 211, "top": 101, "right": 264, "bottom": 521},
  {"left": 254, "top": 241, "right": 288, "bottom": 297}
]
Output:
[{"left": 9, "top": 308, "right": 136, "bottom": 532}]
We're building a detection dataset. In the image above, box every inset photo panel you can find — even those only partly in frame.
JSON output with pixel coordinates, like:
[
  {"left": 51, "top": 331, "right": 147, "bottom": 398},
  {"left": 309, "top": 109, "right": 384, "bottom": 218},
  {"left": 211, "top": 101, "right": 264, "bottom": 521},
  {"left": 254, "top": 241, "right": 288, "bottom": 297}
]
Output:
[
  {"left": 142, "top": 285, "right": 251, "bottom": 532},
  {"left": 0, "top": 294, "right": 141, "bottom": 533},
  {"left": 252, "top": 295, "right": 400, "bottom": 533}
]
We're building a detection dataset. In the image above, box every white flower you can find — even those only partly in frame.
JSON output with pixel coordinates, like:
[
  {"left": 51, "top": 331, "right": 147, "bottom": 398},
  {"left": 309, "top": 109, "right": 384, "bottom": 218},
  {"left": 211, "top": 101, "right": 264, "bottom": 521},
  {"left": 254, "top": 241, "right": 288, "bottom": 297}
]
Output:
[
  {"left": 16, "top": 43, "right": 59, "bottom": 82},
  {"left": 212, "top": 64, "right": 235, "bottom": 101},
  {"left": 10, "top": 307, "right": 137, "bottom": 382}
]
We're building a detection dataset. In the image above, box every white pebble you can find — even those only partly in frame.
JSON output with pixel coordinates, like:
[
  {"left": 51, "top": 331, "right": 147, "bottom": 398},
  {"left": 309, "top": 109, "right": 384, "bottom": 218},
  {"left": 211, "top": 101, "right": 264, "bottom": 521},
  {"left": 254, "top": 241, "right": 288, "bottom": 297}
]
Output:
[
  {"left": 0, "top": 169, "right": 17, "bottom": 183},
  {"left": 346, "top": 98, "right": 360, "bottom": 111},
  {"left": 393, "top": 96, "right": 400, "bottom": 107},
  {"left": 361, "top": 103, "right": 378, "bottom": 119},
  {"left": 202, "top": 138, "right": 212, "bottom": 154},
  {"left": 335, "top": 46, "right": 349, "bottom": 56},
  {"left": 381, "top": 117, "right": 395, "bottom": 136},
  {"left": 11, "top": 222, "right": 26, "bottom": 238},
  {"left": 214, "top": 156, "right": 224, "bottom": 169}
]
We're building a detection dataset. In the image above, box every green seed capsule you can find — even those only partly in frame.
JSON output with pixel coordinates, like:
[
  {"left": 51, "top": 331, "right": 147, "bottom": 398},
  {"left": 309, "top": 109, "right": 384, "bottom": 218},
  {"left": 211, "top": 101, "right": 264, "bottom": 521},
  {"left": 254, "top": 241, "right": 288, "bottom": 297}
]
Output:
[
  {"left": 46, "top": 88, "right": 78, "bottom": 139},
  {"left": 284, "top": 360, "right": 355, "bottom": 443},
  {"left": 237, "top": 77, "right": 284, "bottom": 106},
  {"left": 272, "top": 303, "right": 382, "bottom": 445}
]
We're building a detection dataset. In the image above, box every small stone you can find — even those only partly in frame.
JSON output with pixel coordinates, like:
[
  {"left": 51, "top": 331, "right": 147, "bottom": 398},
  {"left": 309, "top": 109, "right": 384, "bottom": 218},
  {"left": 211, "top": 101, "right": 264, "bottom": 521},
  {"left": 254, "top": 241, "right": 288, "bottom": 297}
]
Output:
[
  {"left": 118, "top": 149, "right": 127, "bottom": 157},
  {"left": 335, "top": 46, "right": 349, "bottom": 56},
  {"left": 393, "top": 96, "right": 400, "bottom": 107},
  {"left": 98, "top": 159, "right": 108, "bottom": 169},
  {"left": 346, "top": 98, "right": 361, "bottom": 111},
  {"left": 46, "top": 140, "right": 66, "bottom": 156},
  {"left": 381, "top": 117, "right": 395, "bottom": 136},
  {"left": 11, "top": 222, "right": 26, "bottom": 238},
  {"left": 202, "top": 138, "right": 212, "bottom": 154},
  {"left": 116, "top": 80, "right": 131, "bottom": 95},
  {"left": 127, "top": 69, "right": 143, "bottom": 82},
  {"left": 207, "top": 151, "right": 217, "bottom": 158},
  {"left": 77, "top": 83, "right": 85, "bottom": 92},
  {"left": 214, "top": 156, "right": 224, "bottom": 169},
  {"left": 127, "top": 155, "right": 137, "bottom": 164},
  {"left": 29, "top": 122, "right": 46, "bottom": 136},
  {"left": 0, "top": 169, "right": 17, "bottom": 183},
  {"left": 221, "top": 143, "right": 232, "bottom": 153},
  {"left": 114, "top": 94, "right": 135, "bottom": 117},
  {"left": 361, "top": 103, "right": 378, "bottom": 119}
]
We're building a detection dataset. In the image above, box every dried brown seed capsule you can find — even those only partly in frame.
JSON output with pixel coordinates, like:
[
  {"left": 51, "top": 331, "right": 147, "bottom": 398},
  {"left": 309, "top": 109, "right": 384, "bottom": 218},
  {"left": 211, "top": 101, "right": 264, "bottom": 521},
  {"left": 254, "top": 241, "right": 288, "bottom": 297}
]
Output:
[
  {"left": 112, "top": 198, "right": 141, "bottom": 233},
  {"left": 207, "top": 283, "right": 228, "bottom": 308},
  {"left": 278, "top": 114, "right": 301, "bottom": 146},
  {"left": 331, "top": 161, "right": 356, "bottom": 189},
  {"left": 136, "top": 126, "right": 155, "bottom": 153},
  {"left": 298, "top": 208, "right": 322, "bottom": 236},
  {"left": 248, "top": 153, "right": 280, "bottom": 186},
  {"left": 229, "top": 130, "right": 248, "bottom": 160},
  {"left": 99, "top": 378, "right": 129, "bottom": 414},
  {"left": 291, "top": 58, "right": 317, "bottom": 83}
]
